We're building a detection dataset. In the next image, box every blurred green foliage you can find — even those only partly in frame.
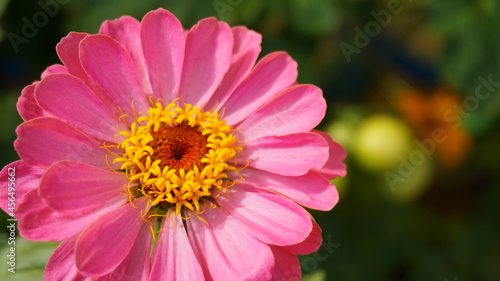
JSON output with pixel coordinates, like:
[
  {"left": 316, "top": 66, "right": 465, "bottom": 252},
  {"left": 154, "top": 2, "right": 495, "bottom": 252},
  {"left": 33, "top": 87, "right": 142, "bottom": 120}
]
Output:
[
  {"left": 1, "top": 0, "right": 499, "bottom": 280},
  {"left": 0, "top": 237, "right": 58, "bottom": 281}
]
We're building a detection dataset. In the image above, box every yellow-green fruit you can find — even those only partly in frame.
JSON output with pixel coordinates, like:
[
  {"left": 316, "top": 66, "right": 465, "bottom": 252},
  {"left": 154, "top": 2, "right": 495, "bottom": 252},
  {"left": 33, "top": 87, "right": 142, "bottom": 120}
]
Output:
[{"left": 352, "top": 114, "right": 413, "bottom": 171}]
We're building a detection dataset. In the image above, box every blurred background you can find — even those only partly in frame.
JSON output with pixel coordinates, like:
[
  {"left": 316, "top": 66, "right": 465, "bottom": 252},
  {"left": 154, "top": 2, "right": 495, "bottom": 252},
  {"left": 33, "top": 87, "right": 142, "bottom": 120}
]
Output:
[{"left": 0, "top": 0, "right": 499, "bottom": 280}]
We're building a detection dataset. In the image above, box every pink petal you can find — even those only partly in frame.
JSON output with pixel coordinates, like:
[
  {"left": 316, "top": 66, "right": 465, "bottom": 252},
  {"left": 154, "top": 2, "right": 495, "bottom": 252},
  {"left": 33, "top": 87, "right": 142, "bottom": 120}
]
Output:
[
  {"left": 56, "top": 32, "right": 113, "bottom": 108},
  {"left": 141, "top": 8, "right": 185, "bottom": 102},
  {"left": 237, "top": 84, "right": 326, "bottom": 141},
  {"left": 151, "top": 211, "right": 204, "bottom": 281},
  {"left": 239, "top": 132, "right": 329, "bottom": 176},
  {"left": 17, "top": 82, "right": 48, "bottom": 121},
  {"left": 240, "top": 167, "right": 338, "bottom": 211},
  {"left": 41, "top": 64, "right": 67, "bottom": 79},
  {"left": 79, "top": 34, "right": 150, "bottom": 115},
  {"left": 76, "top": 197, "right": 148, "bottom": 277},
  {"left": 218, "top": 184, "right": 312, "bottom": 246},
  {"left": 219, "top": 51, "right": 298, "bottom": 126},
  {"left": 100, "top": 16, "right": 152, "bottom": 95},
  {"left": 14, "top": 117, "right": 110, "bottom": 169},
  {"left": 282, "top": 219, "right": 322, "bottom": 255},
  {"left": 178, "top": 18, "right": 233, "bottom": 106},
  {"left": 45, "top": 235, "right": 88, "bottom": 281},
  {"left": 39, "top": 161, "right": 126, "bottom": 215},
  {"left": 56, "top": 32, "right": 89, "bottom": 80},
  {"left": 188, "top": 207, "right": 275, "bottom": 281},
  {"left": 206, "top": 26, "right": 262, "bottom": 109},
  {"left": 106, "top": 221, "right": 152, "bottom": 281},
  {"left": 313, "top": 130, "right": 347, "bottom": 179},
  {"left": 0, "top": 160, "right": 43, "bottom": 216},
  {"left": 50, "top": 239, "right": 154, "bottom": 281},
  {"left": 270, "top": 246, "right": 301, "bottom": 281},
  {"left": 35, "top": 73, "right": 122, "bottom": 143},
  {"left": 17, "top": 188, "right": 123, "bottom": 241}
]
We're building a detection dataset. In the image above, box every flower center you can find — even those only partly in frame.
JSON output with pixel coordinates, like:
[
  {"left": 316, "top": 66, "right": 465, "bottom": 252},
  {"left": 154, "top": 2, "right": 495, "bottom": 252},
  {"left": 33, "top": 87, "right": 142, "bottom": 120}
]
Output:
[
  {"left": 150, "top": 124, "right": 207, "bottom": 171},
  {"left": 113, "top": 101, "right": 243, "bottom": 217}
]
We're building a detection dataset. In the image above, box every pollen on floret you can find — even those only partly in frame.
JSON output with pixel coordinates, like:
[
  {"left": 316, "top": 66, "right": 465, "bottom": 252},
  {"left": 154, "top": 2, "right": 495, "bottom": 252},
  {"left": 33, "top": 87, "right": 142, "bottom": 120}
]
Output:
[{"left": 112, "top": 101, "right": 243, "bottom": 217}]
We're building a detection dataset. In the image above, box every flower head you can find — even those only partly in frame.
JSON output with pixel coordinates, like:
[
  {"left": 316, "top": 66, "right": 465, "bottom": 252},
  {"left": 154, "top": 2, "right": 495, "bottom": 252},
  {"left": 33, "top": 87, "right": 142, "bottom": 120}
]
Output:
[{"left": 0, "top": 8, "right": 346, "bottom": 280}]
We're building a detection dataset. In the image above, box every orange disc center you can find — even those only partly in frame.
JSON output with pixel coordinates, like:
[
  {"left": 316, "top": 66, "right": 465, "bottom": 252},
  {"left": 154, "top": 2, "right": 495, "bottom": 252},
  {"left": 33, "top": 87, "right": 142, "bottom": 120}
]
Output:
[{"left": 149, "top": 124, "right": 208, "bottom": 171}]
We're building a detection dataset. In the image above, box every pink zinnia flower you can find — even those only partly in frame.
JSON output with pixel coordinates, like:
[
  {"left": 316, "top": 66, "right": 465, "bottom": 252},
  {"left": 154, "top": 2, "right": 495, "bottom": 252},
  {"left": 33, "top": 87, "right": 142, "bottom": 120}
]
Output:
[{"left": 0, "top": 8, "right": 346, "bottom": 280}]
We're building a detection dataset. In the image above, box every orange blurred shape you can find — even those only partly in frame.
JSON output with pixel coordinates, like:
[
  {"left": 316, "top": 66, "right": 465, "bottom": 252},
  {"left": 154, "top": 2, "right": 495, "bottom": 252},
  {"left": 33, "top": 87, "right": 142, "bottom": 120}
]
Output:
[{"left": 396, "top": 87, "right": 472, "bottom": 169}]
